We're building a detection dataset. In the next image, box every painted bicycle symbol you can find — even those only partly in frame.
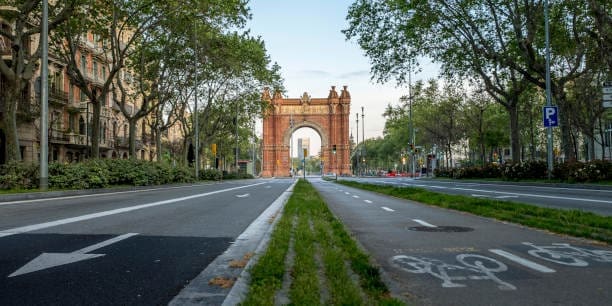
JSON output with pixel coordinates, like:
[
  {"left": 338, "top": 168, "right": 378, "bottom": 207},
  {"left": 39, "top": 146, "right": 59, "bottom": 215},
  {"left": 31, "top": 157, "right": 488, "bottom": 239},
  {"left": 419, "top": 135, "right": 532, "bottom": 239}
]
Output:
[
  {"left": 523, "top": 242, "right": 612, "bottom": 267},
  {"left": 391, "top": 254, "right": 516, "bottom": 290}
]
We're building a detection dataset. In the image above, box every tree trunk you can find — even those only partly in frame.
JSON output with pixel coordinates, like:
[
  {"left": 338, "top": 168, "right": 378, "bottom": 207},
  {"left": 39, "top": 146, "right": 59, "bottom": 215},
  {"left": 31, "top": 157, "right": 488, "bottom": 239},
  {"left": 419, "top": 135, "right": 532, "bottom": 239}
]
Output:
[
  {"left": 91, "top": 98, "right": 101, "bottom": 159},
  {"left": 128, "top": 118, "right": 137, "bottom": 160},
  {"left": 507, "top": 103, "right": 521, "bottom": 163},
  {"left": 3, "top": 87, "right": 21, "bottom": 162},
  {"left": 155, "top": 128, "right": 162, "bottom": 162}
]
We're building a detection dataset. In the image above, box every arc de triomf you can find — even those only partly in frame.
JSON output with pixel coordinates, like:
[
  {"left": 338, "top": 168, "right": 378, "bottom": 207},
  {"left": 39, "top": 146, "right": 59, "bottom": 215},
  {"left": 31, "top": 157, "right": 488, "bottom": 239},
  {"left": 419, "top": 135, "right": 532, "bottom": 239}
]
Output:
[{"left": 261, "top": 86, "right": 351, "bottom": 177}]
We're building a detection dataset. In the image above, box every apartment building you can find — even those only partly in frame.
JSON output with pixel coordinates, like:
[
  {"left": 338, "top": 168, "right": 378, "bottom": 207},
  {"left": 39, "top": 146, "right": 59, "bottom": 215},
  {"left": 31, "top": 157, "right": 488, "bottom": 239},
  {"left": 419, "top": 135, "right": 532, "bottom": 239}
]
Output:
[{"left": 1, "top": 9, "right": 158, "bottom": 164}]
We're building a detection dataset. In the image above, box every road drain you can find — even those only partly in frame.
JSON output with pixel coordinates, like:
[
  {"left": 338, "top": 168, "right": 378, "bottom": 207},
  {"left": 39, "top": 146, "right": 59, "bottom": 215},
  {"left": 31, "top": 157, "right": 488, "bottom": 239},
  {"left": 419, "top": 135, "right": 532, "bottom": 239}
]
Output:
[{"left": 407, "top": 226, "right": 474, "bottom": 232}]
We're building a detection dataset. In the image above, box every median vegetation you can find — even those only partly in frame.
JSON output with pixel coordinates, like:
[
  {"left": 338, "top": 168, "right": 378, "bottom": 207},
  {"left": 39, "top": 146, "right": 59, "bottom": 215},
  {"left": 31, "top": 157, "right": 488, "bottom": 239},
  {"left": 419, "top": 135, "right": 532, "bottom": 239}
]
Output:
[
  {"left": 0, "top": 160, "right": 253, "bottom": 191},
  {"left": 337, "top": 180, "right": 612, "bottom": 244},
  {"left": 242, "top": 179, "right": 403, "bottom": 305},
  {"left": 435, "top": 160, "right": 611, "bottom": 183}
]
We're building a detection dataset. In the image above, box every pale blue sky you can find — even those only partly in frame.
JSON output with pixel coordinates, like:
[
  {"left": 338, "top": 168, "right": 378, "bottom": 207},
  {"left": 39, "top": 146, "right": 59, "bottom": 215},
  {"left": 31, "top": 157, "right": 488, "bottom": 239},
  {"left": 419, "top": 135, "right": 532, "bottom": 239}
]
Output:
[{"left": 246, "top": 0, "right": 438, "bottom": 156}]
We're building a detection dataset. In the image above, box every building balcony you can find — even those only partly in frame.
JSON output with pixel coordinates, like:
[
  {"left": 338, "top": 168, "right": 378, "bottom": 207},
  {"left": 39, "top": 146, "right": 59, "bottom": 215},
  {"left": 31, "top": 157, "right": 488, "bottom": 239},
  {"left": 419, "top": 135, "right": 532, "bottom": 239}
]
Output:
[
  {"left": 84, "top": 73, "right": 105, "bottom": 87},
  {"left": 48, "top": 87, "right": 69, "bottom": 105}
]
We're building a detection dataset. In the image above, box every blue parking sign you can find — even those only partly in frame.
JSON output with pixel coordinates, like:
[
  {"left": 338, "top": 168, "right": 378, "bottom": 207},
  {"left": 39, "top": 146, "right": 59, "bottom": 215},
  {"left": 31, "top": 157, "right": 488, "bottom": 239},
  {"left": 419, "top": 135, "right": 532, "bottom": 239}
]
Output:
[{"left": 543, "top": 106, "right": 558, "bottom": 127}]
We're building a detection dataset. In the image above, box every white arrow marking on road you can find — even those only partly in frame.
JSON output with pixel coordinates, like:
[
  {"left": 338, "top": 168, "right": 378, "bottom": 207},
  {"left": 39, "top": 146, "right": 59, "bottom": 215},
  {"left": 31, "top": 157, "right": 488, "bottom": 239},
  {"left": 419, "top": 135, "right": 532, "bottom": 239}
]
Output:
[
  {"left": 381, "top": 207, "right": 395, "bottom": 212},
  {"left": 236, "top": 193, "right": 250, "bottom": 198},
  {"left": 8, "top": 233, "right": 138, "bottom": 277},
  {"left": 412, "top": 219, "right": 437, "bottom": 228},
  {"left": 489, "top": 249, "right": 555, "bottom": 273}
]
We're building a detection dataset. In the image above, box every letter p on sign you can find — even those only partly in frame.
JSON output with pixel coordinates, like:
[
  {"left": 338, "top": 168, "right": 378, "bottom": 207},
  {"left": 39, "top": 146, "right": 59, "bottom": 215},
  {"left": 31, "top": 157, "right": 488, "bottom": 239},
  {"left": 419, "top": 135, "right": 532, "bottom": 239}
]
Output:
[{"left": 543, "top": 106, "right": 558, "bottom": 127}]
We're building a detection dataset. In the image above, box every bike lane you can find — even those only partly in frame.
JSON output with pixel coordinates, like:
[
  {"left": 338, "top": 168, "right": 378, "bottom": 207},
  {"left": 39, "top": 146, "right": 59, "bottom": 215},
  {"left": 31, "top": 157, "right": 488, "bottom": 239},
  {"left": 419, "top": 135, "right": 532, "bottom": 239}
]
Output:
[{"left": 311, "top": 179, "right": 612, "bottom": 306}]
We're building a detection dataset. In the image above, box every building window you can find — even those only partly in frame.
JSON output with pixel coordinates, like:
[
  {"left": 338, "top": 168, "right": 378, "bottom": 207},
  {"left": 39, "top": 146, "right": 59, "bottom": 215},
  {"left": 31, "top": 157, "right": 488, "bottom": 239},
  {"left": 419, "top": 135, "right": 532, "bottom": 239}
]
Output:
[
  {"left": 69, "top": 115, "right": 75, "bottom": 132},
  {"left": 80, "top": 55, "right": 87, "bottom": 73},
  {"left": 605, "top": 120, "right": 612, "bottom": 147},
  {"left": 93, "top": 61, "right": 98, "bottom": 80},
  {"left": 102, "top": 122, "right": 107, "bottom": 143},
  {"left": 79, "top": 116, "right": 85, "bottom": 135}
]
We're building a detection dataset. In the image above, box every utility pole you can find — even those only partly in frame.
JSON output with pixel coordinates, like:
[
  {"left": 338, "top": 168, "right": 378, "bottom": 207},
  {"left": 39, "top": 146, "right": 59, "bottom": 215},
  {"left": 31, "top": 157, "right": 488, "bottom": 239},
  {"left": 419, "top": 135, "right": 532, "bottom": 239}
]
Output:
[{"left": 544, "top": 0, "right": 554, "bottom": 179}]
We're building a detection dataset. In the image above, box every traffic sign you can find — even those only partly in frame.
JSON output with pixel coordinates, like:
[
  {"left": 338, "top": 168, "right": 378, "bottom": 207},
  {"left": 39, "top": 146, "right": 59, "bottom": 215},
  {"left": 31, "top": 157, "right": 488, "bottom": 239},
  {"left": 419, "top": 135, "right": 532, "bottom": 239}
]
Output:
[{"left": 543, "top": 106, "right": 558, "bottom": 127}]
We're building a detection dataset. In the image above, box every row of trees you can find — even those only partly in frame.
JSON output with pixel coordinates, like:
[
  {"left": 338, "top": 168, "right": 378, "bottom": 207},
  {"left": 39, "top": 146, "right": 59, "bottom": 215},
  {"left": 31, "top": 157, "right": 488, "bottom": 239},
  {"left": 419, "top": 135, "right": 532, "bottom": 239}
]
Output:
[
  {"left": 354, "top": 79, "right": 548, "bottom": 171},
  {"left": 1, "top": 0, "right": 282, "bottom": 165},
  {"left": 344, "top": 0, "right": 611, "bottom": 164}
]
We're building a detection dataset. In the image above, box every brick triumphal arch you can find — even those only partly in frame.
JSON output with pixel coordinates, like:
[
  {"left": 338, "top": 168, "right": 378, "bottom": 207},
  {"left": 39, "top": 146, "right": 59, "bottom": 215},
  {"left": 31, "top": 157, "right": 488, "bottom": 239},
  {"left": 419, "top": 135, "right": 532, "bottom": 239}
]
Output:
[{"left": 261, "top": 86, "right": 351, "bottom": 177}]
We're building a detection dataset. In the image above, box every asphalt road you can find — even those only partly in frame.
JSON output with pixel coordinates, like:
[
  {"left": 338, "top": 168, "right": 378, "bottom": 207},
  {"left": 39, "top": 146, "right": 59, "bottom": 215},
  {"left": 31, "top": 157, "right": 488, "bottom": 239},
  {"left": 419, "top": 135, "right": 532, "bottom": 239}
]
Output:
[
  {"left": 312, "top": 177, "right": 612, "bottom": 306},
  {"left": 339, "top": 177, "right": 612, "bottom": 216},
  {"left": 0, "top": 179, "right": 294, "bottom": 305}
]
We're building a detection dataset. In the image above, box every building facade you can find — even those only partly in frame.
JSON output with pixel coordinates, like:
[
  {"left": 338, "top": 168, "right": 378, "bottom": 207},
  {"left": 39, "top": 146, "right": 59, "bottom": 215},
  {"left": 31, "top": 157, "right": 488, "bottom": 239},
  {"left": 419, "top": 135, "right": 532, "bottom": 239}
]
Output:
[{"left": 1, "top": 9, "right": 157, "bottom": 164}]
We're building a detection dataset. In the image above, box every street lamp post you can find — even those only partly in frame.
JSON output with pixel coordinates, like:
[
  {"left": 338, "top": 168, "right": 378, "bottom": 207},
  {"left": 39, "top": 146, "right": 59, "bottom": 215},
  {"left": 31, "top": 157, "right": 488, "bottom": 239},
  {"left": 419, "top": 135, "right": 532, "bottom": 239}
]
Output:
[
  {"left": 290, "top": 114, "right": 294, "bottom": 177},
  {"left": 235, "top": 101, "right": 238, "bottom": 173},
  {"left": 193, "top": 24, "right": 199, "bottom": 179},
  {"left": 409, "top": 62, "right": 416, "bottom": 178},
  {"left": 361, "top": 107, "right": 365, "bottom": 175},
  {"left": 40, "top": 0, "right": 49, "bottom": 190},
  {"left": 355, "top": 112, "right": 359, "bottom": 176}
]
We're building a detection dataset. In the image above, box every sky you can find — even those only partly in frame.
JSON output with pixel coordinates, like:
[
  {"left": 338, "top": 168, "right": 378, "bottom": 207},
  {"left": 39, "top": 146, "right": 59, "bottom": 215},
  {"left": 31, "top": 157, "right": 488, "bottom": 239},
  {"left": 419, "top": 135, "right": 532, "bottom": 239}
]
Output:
[{"left": 246, "top": 0, "right": 439, "bottom": 157}]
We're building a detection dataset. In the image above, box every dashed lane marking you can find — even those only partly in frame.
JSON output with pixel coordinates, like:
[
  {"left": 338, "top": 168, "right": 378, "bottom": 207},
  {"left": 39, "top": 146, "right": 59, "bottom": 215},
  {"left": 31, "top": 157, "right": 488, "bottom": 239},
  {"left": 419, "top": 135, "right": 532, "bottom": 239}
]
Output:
[
  {"left": 381, "top": 207, "right": 395, "bottom": 212},
  {"left": 364, "top": 200, "right": 373, "bottom": 204},
  {"left": 412, "top": 219, "right": 437, "bottom": 228}
]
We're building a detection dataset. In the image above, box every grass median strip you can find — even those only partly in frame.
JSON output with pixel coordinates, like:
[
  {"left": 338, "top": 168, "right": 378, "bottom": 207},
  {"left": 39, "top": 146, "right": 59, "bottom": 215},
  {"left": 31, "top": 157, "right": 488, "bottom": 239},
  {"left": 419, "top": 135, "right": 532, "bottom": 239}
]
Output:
[
  {"left": 336, "top": 180, "right": 612, "bottom": 244},
  {"left": 242, "top": 179, "right": 403, "bottom": 305}
]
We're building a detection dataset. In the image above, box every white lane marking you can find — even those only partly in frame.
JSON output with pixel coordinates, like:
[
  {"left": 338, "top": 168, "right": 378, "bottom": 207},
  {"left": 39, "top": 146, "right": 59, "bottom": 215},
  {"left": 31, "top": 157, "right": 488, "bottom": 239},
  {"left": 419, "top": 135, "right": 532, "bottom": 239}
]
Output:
[
  {"left": 9, "top": 233, "right": 139, "bottom": 277},
  {"left": 0, "top": 182, "right": 266, "bottom": 238},
  {"left": 489, "top": 249, "right": 556, "bottom": 273},
  {"left": 236, "top": 194, "right": 250, "bottom": 198},
  {"left": 0, "top": 184, "right": 215, "bottom": 206},
  {"left": 352, "top": 195, "right": 360, "bottom": 198},
  {"left": 495, "top": 196, "right": 519, "bottom": 199},
  {"left": 471, "top": 194, "right": 488, "bottom": 198},
  {"left": 364, "top": 200, "right": 373, "bottom": 204},
  {"left": 381, "top": 207, "right": 395, "bottom": 212},
  {"left": 264, "top": 186, "right": 272, "bottom": 189},
  {"left": 344, "top": 192, "right": 350, "bottom": 195},
  {"left": 412, "top": 219, "right": 437, "bottom": 228},
  {"left": 428, "top": 186, "right": 448, "bottom": 189},
  {"left": 454, "top": 187, "right": 612, "bottom": 204}
]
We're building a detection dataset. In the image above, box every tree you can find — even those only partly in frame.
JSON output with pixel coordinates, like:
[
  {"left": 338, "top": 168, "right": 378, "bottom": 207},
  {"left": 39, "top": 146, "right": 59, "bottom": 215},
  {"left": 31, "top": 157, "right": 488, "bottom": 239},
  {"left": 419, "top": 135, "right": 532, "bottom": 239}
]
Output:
[
  {"left": 0, "top": 1, "right": 78, "bottom": 162},
  {"left": 344, "top": 0, "right": 606, "bottom": 162}
]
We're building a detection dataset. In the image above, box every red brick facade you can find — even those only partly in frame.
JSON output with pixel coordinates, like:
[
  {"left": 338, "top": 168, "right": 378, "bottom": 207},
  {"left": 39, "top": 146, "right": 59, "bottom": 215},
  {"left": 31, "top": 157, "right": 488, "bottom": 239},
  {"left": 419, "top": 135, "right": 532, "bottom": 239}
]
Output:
[{"left": 261, "top": 86, "right": 351, "bottom": 177}]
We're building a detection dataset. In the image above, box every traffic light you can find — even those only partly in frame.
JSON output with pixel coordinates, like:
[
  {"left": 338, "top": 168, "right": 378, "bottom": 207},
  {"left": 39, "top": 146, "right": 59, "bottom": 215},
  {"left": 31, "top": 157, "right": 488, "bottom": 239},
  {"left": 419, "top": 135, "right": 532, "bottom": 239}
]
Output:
[{"left": 332, "top": 144, "right": 337, "bottom": 154}]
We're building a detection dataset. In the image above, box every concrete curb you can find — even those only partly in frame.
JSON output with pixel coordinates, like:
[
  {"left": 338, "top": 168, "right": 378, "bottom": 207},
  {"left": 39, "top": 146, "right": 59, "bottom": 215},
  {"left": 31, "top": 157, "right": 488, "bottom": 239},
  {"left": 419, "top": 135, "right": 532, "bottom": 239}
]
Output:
[{"left": 169, "top": 179, "right": 297, "bottom": 306}]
